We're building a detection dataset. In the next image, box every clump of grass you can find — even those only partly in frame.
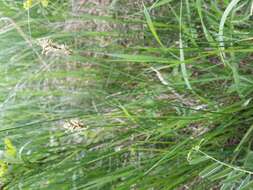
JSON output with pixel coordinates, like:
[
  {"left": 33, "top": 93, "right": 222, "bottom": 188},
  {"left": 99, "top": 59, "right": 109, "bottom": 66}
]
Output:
[{"left": 0, "top": 0, "right": 253, "bottom": 189}]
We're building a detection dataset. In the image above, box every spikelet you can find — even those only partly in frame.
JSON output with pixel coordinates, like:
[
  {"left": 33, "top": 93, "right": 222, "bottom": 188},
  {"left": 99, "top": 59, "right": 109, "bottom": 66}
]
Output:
[
  {"left": 63, "top": 119, "right": 86, "bottom": 132},
  {"left": 37, "top": 38, "right": 72, "bottom": 56}
]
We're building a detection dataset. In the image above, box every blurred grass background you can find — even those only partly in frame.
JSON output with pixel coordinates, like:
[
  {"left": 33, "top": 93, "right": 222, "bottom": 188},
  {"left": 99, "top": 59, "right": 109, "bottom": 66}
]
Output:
[{"left": 0, "top": 0, "right": 253, "bottom": 189}]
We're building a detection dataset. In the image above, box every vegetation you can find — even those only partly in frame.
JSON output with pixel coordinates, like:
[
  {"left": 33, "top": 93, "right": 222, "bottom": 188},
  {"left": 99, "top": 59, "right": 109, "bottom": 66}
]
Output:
[{"left": 0, "top": 0, "right": 253, "bottom": 189}]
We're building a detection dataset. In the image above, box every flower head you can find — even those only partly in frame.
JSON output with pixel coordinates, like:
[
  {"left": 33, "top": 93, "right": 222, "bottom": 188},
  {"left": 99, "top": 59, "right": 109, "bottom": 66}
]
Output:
[
  {"left": 23, "top": 0, "right": 33, "bottom": 10},
  {"left": 23, "top": 0, "right": 49, "bottom": 10},
  {"left": 4, "top": 138, "right": 17, "bottom": 158}
]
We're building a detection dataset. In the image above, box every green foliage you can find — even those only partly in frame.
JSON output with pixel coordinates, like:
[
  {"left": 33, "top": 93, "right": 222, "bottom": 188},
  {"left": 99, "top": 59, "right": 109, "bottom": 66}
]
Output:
[{"left": 0, "top": 0, "right": 253, "bottom": 189}]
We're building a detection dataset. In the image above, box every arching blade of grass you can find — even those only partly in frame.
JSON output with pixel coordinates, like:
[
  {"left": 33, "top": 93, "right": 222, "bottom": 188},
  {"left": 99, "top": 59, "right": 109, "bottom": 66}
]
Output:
[
  {"left": 143, "top": 4, "right": 164, "bottom": 48},
  {"left": 218, "top": 0, "right": 240, "bottom": 62},
  {"left": 218, "top": 0, "right": 242, "bottom": 96},
  {"left": 195, "top": 0, "right": 215, "bottom": 45},
  {"left": 179, "top": 0, "right": 192, "bottom": 90}
]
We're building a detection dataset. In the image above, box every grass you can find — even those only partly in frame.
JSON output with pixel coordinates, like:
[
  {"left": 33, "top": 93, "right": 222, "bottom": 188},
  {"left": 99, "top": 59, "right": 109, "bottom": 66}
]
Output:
[{"left": 0, "top": 0, "right": 253, "bottom": 189}]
